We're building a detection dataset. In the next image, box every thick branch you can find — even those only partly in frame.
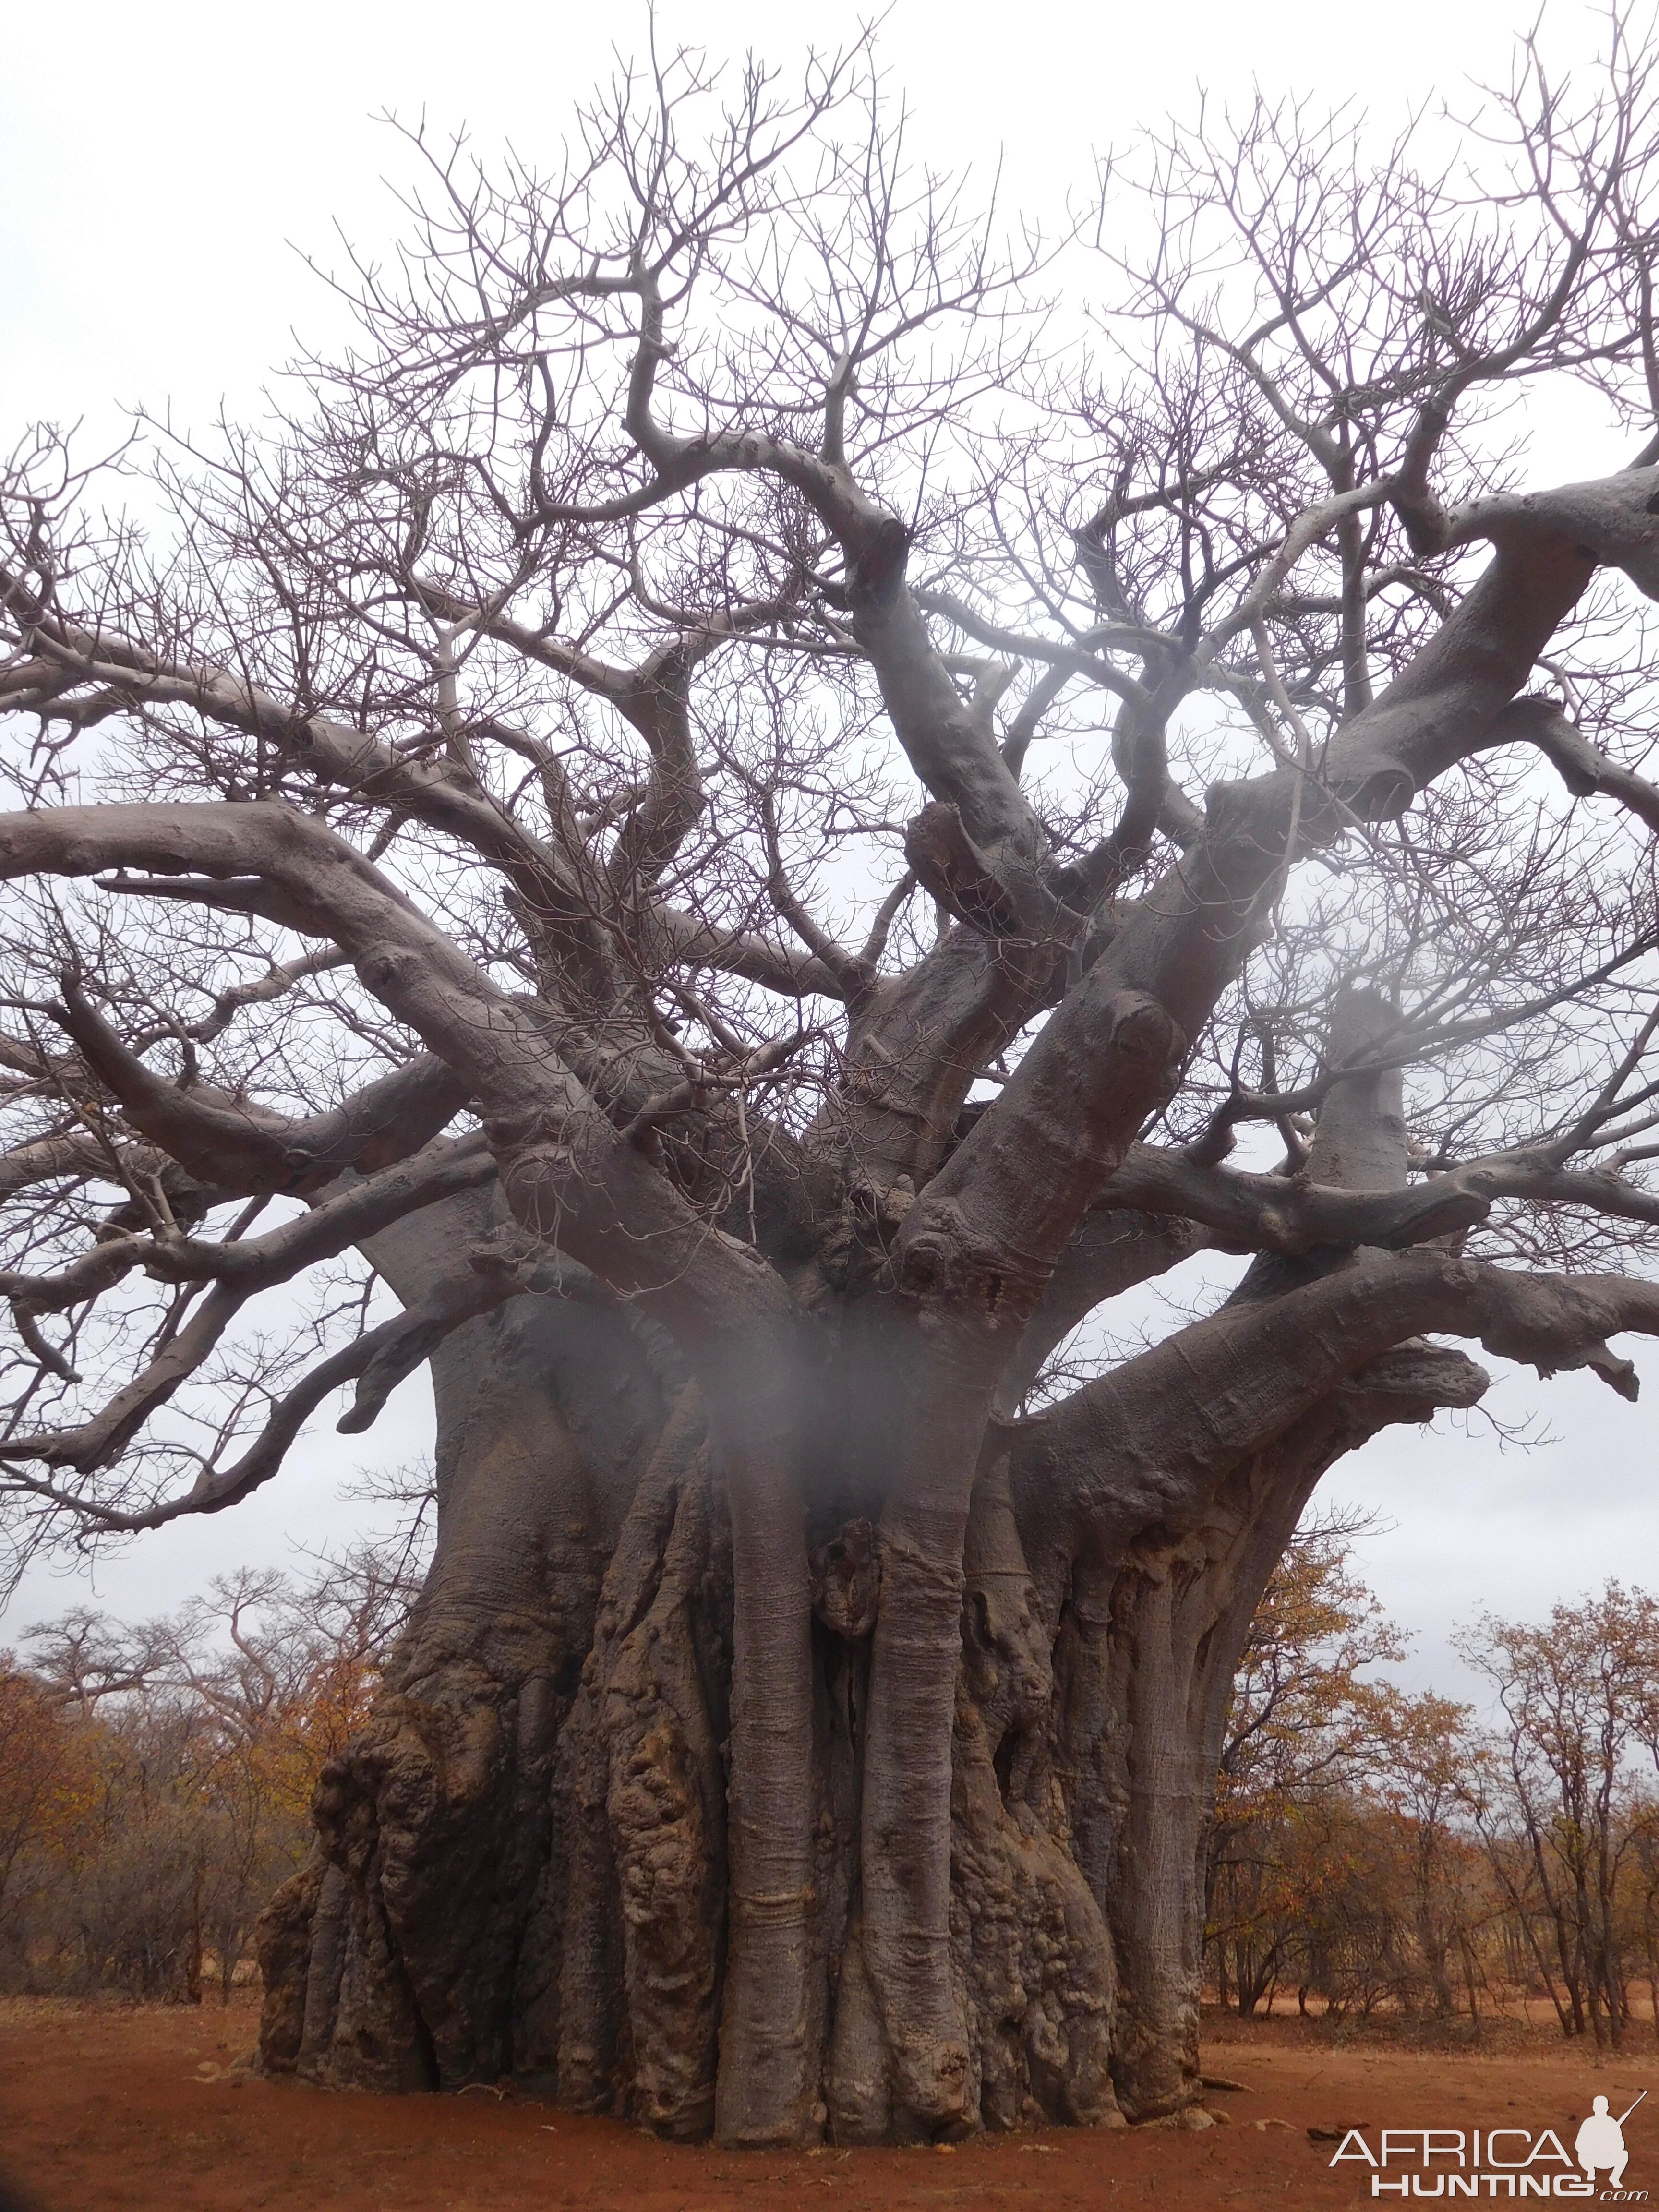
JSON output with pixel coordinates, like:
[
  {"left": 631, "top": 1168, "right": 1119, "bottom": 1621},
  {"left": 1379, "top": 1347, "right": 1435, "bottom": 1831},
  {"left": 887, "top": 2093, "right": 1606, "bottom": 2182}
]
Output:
[
  {"left": 140, "top": 1133, "right": 496, "bottom": 1293},
  {"left": 3, "top": 590, "right": 843, "bottom": 1008},
  {"left": 905, "top": 466, "right": 1659, "bottom": 1324},
  {"left": 1090, "top": 1143, "right": 1659, "bottom": 1254},
  {"left": 0, "top": 1245, "right": 559, "bottom": 1527},
  {"left": 0, "top": 802, "right": 808, "bottom": 1370},
  {"left": 1018, "top": 1246, "right": 1659, "bottom": 1547},
  {"left": 54, "top": 978, "right": 471, "bottom": 1195},
  {"left": 1477, "top": 694, "right": 1659, "bottom": 837}
]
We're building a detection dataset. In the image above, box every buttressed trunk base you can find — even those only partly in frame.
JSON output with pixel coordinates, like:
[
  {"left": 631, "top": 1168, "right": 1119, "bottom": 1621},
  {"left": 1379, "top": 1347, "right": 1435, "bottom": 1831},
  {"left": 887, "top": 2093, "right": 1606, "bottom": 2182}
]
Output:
[{"left": 257, "top": 1163, "right": 1481, "bottom": 2143}]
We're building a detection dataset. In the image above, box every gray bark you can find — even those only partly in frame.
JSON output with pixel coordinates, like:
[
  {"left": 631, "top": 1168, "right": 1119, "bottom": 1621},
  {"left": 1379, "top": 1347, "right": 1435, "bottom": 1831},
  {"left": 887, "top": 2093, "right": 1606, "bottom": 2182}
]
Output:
[{"left": 254, "top": 995, "right": 1492, "bottom": 2136}]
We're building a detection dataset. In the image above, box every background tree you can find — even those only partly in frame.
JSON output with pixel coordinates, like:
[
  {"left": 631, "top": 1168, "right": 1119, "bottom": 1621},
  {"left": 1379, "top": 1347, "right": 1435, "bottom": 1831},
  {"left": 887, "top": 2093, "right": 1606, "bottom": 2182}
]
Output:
[
  {"left": 1369, "top": 1690, "right": 1491, "bottom": 2024},
  {"left": 0, "top": 1542, "right": 417, "bottom": 1999},
  {"left": 1199, "top": 1570, "right": 1659, "bottom": 2040},
  {"left": 1202, "top": 1522, "right": 1503, "bottom": 2029},
  {"left": 1460, "top": 1582, "right": 1659, "bottom": 2047},
  {"left": 1207, "top": 1513, "right": 1405, "bottom": 2017},
  {"left": 7, "top": 20, "right": 1659, "bottom": 2145},
  {"left": 0, "top": 1660, "right": 94, "bottom": 1981}
]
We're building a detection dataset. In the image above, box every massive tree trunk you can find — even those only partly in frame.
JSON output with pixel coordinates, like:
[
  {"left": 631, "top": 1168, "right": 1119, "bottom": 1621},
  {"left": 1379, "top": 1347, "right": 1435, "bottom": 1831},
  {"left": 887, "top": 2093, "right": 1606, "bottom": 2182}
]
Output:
[
  {"left": 257, "top": 1193, "right": 670, "bottom": 2094},
  {"left": 255, "top": 1280, "right": 1480, "bottom": 2139},
  {"left": 255, "top": 996, "right": 1487, "bottom": 2139}
]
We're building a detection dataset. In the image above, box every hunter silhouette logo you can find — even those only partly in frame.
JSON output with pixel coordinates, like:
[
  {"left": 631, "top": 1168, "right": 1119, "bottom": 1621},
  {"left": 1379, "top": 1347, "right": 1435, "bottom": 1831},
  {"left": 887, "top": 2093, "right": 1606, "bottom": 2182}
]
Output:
[
  {"left": 1577, "top": 2098, "right": 1645, "bottom": 2194},
  {"left": 1330, "top": 2093, "right": 1650, "bottom": 2199}
]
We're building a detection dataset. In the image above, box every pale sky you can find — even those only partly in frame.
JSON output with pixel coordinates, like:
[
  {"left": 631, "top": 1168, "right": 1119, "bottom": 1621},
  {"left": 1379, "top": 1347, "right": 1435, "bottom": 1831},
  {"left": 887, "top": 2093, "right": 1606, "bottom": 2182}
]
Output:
[{"left": 2, "top": 0, "right": 1654, "bottom": 1708}]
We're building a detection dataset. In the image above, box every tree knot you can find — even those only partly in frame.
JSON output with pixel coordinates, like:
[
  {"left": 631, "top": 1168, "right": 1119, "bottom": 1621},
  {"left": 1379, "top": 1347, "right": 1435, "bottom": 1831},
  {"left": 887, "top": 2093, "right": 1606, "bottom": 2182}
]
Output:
[
  {"left": 894, "top": 1195, "right": 1051, "bottom": 1324},
  {"left": 902, "top": 801, "right": 1027, "bottom": 938},
  {"left": 846, "top": 512, "right": 912, "bottom": 609},
  {"left": 1103, "top": 991, "right": 1185, "bottom": 1070},
  {"left": 809, "top": 1518, "right": 880, "bottom": 1638}
]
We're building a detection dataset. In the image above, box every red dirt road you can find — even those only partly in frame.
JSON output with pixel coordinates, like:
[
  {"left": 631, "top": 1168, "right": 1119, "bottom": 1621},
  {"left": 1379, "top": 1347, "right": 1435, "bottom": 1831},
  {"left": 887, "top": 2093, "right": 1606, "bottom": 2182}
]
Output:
[{"left": 3, "top": 1999, "right": 1658, "bottom": 2210}]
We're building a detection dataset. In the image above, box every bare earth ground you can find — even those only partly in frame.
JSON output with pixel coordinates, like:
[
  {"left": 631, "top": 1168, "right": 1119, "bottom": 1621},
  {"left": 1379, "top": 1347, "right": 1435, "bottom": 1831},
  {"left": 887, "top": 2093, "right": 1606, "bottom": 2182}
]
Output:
[{"left": 4, "top": 1997, "right": 1659, "bottom": 2211}]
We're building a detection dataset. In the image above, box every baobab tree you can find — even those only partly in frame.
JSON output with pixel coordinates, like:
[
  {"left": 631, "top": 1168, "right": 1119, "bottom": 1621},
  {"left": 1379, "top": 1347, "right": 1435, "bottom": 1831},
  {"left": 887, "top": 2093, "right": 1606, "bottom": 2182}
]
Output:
[{"left": 7, "top": 24, "right": 1659, "bottom": 2147}]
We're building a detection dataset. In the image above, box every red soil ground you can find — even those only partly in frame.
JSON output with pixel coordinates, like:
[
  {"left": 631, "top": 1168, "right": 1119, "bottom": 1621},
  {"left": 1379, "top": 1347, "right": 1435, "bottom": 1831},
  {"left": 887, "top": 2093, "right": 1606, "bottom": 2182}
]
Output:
[{"left": 3, "top": 1996, "right": 1657, "bottom": 2211}]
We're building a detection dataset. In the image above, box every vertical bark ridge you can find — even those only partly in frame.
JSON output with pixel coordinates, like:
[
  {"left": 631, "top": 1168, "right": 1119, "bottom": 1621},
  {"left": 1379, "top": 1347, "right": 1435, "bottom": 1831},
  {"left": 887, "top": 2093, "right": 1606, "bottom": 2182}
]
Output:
[
  {"left": 857, "top": 1329, "right": 996, "bottom": 2137},
  {"left": 950, "top": 1455, "right": 1123, "bottom": 2133},
  {"left": 707, "top": 1346, "right": 823, "bottom": 2147},
  {"left": 601, "top": 1456, "right": 729, "bottom": 2134},
  {"left": 256, "top": 1284, "right": 666, "bottom": 2092},
  {"left": 535, "top": 1386, "right": 708, "bottom": 2111}
]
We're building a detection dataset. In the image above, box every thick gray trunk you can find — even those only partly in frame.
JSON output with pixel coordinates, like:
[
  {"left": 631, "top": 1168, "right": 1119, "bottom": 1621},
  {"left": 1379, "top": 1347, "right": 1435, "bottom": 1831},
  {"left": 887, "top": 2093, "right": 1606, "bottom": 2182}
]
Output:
[
  {"left": 259, "top": 1306, "right": 1477, "bottom": 2139},
  {"left": 258, "top": 1241, "right": 667, "bottom": 2092},
  {"left": 256, "top": 994, "right": 1488, "bottom": 2139}
]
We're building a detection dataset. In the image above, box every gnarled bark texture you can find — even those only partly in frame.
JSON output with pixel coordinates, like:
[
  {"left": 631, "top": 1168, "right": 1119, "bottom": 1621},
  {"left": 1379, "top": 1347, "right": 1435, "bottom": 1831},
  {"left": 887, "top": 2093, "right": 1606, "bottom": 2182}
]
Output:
[
  {"left": 256, "top": 1278, "right": 1483, "bottom": 2137},
  {"left": 255, "top": 995, "right": 1489, "bottom": 2138}
]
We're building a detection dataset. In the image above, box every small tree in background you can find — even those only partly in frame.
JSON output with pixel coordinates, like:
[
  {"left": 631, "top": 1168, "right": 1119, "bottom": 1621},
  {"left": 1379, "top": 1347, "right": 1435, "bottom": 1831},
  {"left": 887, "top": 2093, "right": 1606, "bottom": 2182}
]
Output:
[
  {"left": 1, "top": 1542, "right": 418, "bottom": 1999},
  {"left": 1460, "top": 1583, "right": 1659, "bottom": 2047},
  {"left": 1208, "top": 1513, "right": 1404, "bottom": 2014}
]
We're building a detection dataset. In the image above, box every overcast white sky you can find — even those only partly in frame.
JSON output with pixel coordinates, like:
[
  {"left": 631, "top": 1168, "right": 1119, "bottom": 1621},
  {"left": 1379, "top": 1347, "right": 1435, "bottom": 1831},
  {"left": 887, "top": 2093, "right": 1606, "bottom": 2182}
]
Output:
[{"left": 2, "top": 0, "right": 1655, "bottom": 1708}]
